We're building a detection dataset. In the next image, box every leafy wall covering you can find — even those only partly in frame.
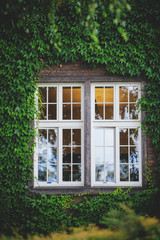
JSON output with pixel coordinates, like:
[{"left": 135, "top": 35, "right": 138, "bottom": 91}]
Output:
[{"left": 0, "top": 0, "right": 160, "bottom": 235}]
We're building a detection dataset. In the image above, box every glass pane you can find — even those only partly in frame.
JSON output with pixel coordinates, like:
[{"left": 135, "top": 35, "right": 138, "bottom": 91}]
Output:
[
  {"left": 105, "top": 104, "right": 113, "bottom": 119},
  {"left": 120, "top": 129, "right": 128, "bottom": 145},
  {"left": 119, "top": 87, "right": 128, "bottom": 102},
  {"left": 63, "top": 165, "right": 71, "bottom": 181},
  {"left": 95, "top": 147, "right": 104, "bottom": 164},
  {"left": 48, "top": 129, "right": 57, "bottom": 146},
  {"left": 105, "top": 165, "right": 114, "bottom": 182},
  {"left": 129, "top": 104, "right": 138, "bottom": 119},
  {"left": 73, "top": 129, "right": 81, "bottom": 145},
  {"left": 48, "top": 147, "right": 57, "bottom": 164},
  {"left": 120, "top": 147, "right": 128, "bottom": 163},
  {"left": 38, "top": 155, "right": 47, "bottom": 164},
  {"left": 73, "top": 87, "right": 81, "bottom": 102},
  {"left": 38, "top": 165, "right": 47, "bottom": 181},
  {"left": 119, "top": 104, "right": 128, "bottom": 119},
  {"left": 73, "top": 147, "right": 81, "bottom": 163},
  {"left": 63, "top": 147, "right": 71, "bottom": 163},
  {"left": 130, "top": 147, "right": 139, "bottom": 163},
  {"left": 129, "top": 86, "right": 138, "bottom": 102},
  {"left": 105, "top": 147, "right": 114, "bottom": 164},
  {"left": 95, "top": 128, "right": 104, "bottom": 146},
  {"left": 48, "top": 87, "right": 56, "bottom": 103},
  {"left": 38, "top": 129, "right": 47, "bottom": 156},
  {"left": 95, "top": 165, "right": 104, "bottom": 181},
  {"left": 130, "top": 164, "right": 139, "bottom": 181},
  {"left": 73, "top": 104, "right": 81, "bottom": 120},
  {"left": 130, "top": 129, "right": 138, "bottom": 145},
  {"left": 73, "top": 165, "right": 81, "bottom": 181},
  {"left": 105, "top": 87, "right": 113, "bottom": 102},
  {"left": 48, "top": 104, "right": 56, "bottom": 120},
  {"left": 40, "top": 104, "right": 47, "bottom": 120},
  {"left": 120, "top": 164, "right": 129, "bottom": 181},
  {"left": 39, "top": 87, "right": 47, "bottom": 103},
  {"left": 95, "top": 104, "right": 103, "bottom": 119},
  {"left": 105, "top": 128, "right": 114, "bottom": 146},
  {"left": 95, "top": 87, "right": 104, "bottom": 103},
  {"left": 48, "top": 165, "right": 57, "bottom": 182},
  {"left": 63, "top": 104, "right": 71, "bottom": 120},
  {"left": 63, "top": 129, "right": 71, "bottom": 146},
  {"left": 63, "top": 87, "right": 71, "bottom": 103}
]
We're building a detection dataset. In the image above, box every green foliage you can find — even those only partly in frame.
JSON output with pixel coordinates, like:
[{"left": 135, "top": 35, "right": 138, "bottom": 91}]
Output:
[{"left": 0, "top": 0, "right": 160, "bottom": 235}]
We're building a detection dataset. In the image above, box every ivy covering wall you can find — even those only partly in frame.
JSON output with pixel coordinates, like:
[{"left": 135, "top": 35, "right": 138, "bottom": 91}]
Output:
[{"left": 0, "top": 0, "right": 160, "bottom": 235}]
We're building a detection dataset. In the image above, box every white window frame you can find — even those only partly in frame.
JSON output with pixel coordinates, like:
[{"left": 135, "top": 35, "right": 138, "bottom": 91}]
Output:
[
  {"left": 34, "top": 83, "right": 84, "bottom": 187},
  {"left": 91, "top": 82, "right": 142, "bottom": 187}
]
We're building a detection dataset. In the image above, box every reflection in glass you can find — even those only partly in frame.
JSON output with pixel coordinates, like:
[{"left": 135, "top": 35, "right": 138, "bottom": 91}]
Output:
[
  {"left": 63, "top": 104, "right": 71, "bottom": 119},
  {"left": 130, "top": 164, "right": 139, "bottom": 181},
  {"left": 119, "top": 87, "right": 128, "bottom": 102},
  {"left": 48, "top": 165, "right": 57, "bottom": 182},
  {"left": 73, "top": 147, "right": 81, "bottom": 163},
  {"left": 73, "top": 87, "right": 81, "bottom": 102},
  {"left": 63, "top": 147, "right": 71, "bottom": 163},
  {"left": 120, "top": 147, "right": 128, "bottom": 163},
  {"left": 105, "top": 147, "right": 114, "bottom": 164},
  {"left": 96, "top": 165, "right": 104, "bottom": 181},
  {"left": 63, "top": 87, "right": 71, "bottom": 103},
  {"left": 38, "top": 155, "right": 47, "bottom": 164},
  {"left": 129, "top": 104, "right": 138, "bottom": 119},
  {"left": 105, "top": 165, "right": 114, "bottom": 182},
  {"left": 95, "top": 147, "right": 104, "bottom": 164},
  {"left": 73, "top": 165, "right": 81, "bottom": 181},
  {"left": 49, "top": 129, "right": 57, "bottom": 146},
  {"left": 38, "top": 165, "right": 47, "bottom": 181},
  {"left": 130, "top": 129, "right": 138, "bottom": 145},
  {"left": 48, "top": 147, "right": 57, "bottom": 164},
  {"left": 95, "top": 104, "right": 103, "bottom": 119},
  {"left": 119, "top": 104, "right": 128, "bottom": 119},
  {"left": 105, "top": 87, "right": 113, "bottom": 102},
  {"left": 48, "top": 104, "right": 56, "bottom": 120},
  {"left": 120, "top": 164, "right": 129, "bottom": 181},
  {"left": 129, "top": 86, "right": 138, "bottom": 102},
  {"left": 95, "top": 87, "right": 104, "bottom": 103},
  {"left": 105, "top": 104, "right": 113, "bottom": 119},
  {"left": 120, "top": 129, "right": 128, "bottom": 145},
  {"left": 40, "top": 104, "right": 47, "bottom": 120},
  {"left": 38, "top": 129, "right": 47, "bottom": 155},
  {"left": 73, "top": 129, "right": 81, "bottom": 145},
  {"left": 39, "top": 87, "right": 47, "bottom": 103},
  {"left": 63, "top": 165, "right": 71, "bottom": 181},
  {"left": 95, "top": 128, "right": 104, "bottom": 146},
  {"left": 48, "top": 87, "right": 57, "bottom": 103},
  {"left": 63, "top": 129, "right": 71, "bottom": 146},
  {"left": 130, "top": 147, "right": 139, "bottom": 163},
  {"left": 73, "top": 104, "right": 81, "bottom": 120},
  {"left": 105, "top": 128, "right": 114, "bottom": 146}
]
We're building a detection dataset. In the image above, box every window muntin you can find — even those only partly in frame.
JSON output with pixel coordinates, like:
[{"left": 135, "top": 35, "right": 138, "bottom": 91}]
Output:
[
  {"left": 35, "top": 84, "right": 83, "bottom": 187},
  {"left": 92, "top": 83, "right": 141, "bottom": 187},
  {"left": 120, "top": 128, "right": 139, "bottom": 182},
  {"left": 95, "top": 87, "right": 114, "bottom": 120},
  {"left": 119, "top": 86, "right": 138, "bottom": 120},
  {"left": 39, "top": 87, "right": 57, "bottom": 120}
]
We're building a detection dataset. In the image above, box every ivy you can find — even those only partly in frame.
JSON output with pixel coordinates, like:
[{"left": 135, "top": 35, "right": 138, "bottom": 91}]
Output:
[{"left": 0, "top": 0, "right": 160, "bottom": 235}]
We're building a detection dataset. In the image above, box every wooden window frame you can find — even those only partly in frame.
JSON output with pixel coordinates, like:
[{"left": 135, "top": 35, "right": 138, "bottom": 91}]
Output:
[{"left": 34, "top": 83, "right": 84, "bottom": 187}]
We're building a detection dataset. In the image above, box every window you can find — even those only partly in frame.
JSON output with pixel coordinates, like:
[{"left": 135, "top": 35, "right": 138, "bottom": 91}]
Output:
[
  {"left": 34, "top": 82, "right": 142, "bottom": 189},
  {"left": 91, "top": 83, "right": 141, "bottom": 186},
  {"left": 34, "top": 84, "right": 84, "bottom": 187}
]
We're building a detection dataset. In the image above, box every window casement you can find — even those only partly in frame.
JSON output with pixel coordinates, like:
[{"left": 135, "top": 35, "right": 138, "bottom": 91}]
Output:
[
  {"left": 91, "top": 83, "right": 141, "bottom": 187},
  {"left": 34, "top": 81, "right": 142, "bottom": 189},
  {"left": 34, "top": 84, "right": 84, "bottom": 187}
]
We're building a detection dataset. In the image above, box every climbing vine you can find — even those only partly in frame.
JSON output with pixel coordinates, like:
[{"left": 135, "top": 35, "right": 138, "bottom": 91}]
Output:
[{"left": 0, "top": 0, "right": 160, "bottom": 235}]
